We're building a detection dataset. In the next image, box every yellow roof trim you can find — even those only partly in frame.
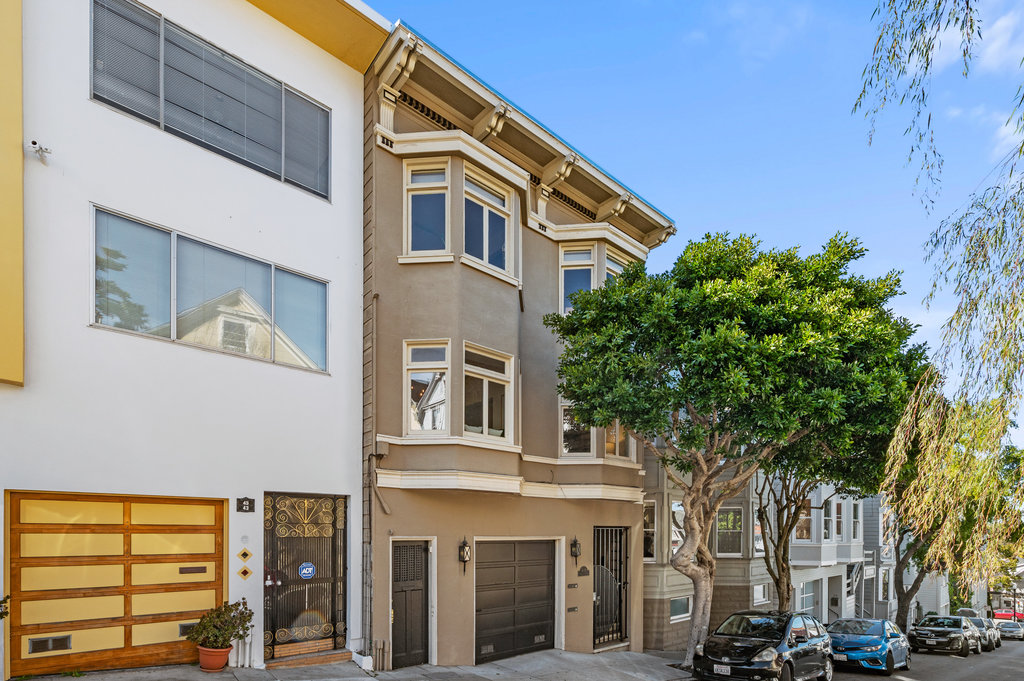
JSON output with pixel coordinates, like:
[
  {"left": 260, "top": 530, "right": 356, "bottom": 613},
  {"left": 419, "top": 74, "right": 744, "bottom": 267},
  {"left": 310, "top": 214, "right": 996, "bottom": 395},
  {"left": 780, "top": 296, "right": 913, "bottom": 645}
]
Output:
[{"left": 246, "top": 0, "right": 391, "bottom": 73}]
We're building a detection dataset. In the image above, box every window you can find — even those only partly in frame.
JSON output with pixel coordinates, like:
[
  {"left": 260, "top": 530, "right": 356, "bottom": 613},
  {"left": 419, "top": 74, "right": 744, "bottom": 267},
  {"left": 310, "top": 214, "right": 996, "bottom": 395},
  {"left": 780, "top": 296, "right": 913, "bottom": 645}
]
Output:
[
  {"left": 795, "top": 499, "right": 812, "bottom": 541},
  {"left": 464, "top": 171, "right": 511, "bottom": 272},
  {"left": 791, "top": 615, "right": 808, "bottom": 638},
  {"left": 799, "top": 582, "right": 817, "bottom": 613},
  {"left": 670, "top": 596, "right": 691, "bottom": 622},
  {"left": 835, "top": 500, "right": 844, "bottom": 540},
  {"left": 406, "top": 342, "right": 449, "bottom": 434},
  {"left": 94, "top": 209, "right": 327, "bottom": 369},
  {"left": 670, "top": 501, "right": 686, "bottom": 555},
  {"left": 561, "top": 404, "right": 591, "bottom": 455},
  {"left": 561, "top": 247, "right": 594, "bottom": 312},
  {"left": 753, "top": 584, "right": 769, "bottom": 604},
  {"left": 716, "top": 508, "right": 742, "bottom": 556},
  {"left": 880, "top": 568, "right": 891, "bottom": 601},
  {"left": 92, "top": 0, "right": 330, "bottom": 197},
  {"left": 606, "top": 252, "right": 628, "bottom": 280},
  {"left": 405, "top": 162, "right": 449, "bottom": 254},
  {"left": 853, "top": 501, "right": 861, "bottom": 540},
  {"left": 643, "top": 502, "right": 656, "bottom": 562},
  {"left": 823, "top": 499, "right": 833, "bottom": 541},
  {"left": 604, "top": 421, "right": 633, "bottom": 459},
  {"left": 752, "top": 511, "right": 765, "bottom": 556},
  {"left": 463, "top": 345, "right": 511, "bottom": 441}
]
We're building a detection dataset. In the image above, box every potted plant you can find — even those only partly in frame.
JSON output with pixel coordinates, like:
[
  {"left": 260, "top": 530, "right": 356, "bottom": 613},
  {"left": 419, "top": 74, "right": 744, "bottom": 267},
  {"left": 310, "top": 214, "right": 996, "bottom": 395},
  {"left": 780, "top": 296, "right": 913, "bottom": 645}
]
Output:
[{"left": 186, "top": 598, "right": 254, "bottom": 672}]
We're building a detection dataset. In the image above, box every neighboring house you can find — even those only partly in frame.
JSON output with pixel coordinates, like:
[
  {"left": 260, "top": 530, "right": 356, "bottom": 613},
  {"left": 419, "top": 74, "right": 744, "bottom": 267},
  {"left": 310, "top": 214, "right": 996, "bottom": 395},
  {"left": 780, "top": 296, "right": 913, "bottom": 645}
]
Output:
[
  {"left": 0, "top": 0, "right": 390, "bottom": 677},
  {"left": 858, "top": 495, "right": 898, "bottom": 621},
  {"left": 361, "top": 26, "right": 674, "bottom": 670},
  {"left": 906, "top": 569, "right": 950, "bottom": 620}
]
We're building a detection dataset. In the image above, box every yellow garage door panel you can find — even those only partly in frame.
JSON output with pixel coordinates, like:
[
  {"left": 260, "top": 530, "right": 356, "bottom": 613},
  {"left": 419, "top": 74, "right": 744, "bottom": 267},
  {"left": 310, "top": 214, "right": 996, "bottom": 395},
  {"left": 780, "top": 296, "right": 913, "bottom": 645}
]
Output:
[
  {"left": 132, "top": 589, "right": 216, "bottom": 616},
  {"left": 21, "top": 533, "right": 124, "bottom": 557},
  {"left": 21, "top": 564, "right": 125, "bottom": 591},
  {"left": 21, "top": 626, "right": 125, "bottom": 659},
  {"left": 132, "top": 619, "right": 198, "bottom": 646},
  {"left": 132, "top": 561, "right": 216, "bottom": 585},
  {"left": 21, "top": 595, "right": 125, "bottom": 625},
  {"left": 131, "top": 533, "right": 215, "bottom": 555},
  {"left": 131, "top": 503, "right": 216, "bottom": 526},
  {"left": 21, "top": 499, "right": 123, "bottom": 525}
]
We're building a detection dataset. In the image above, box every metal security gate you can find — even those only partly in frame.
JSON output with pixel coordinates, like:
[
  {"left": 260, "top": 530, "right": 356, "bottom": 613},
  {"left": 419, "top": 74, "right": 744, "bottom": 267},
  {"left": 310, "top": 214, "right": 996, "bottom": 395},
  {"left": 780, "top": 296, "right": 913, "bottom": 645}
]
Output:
[
  {"left": 475, "top": 541, "right": 555, "bottom": 663},
  {"left": 593, "top": 527, "right": 628, "bottom": 646},
  {"left": 263, "top": 494, "right": 346, "bottom": 661}
]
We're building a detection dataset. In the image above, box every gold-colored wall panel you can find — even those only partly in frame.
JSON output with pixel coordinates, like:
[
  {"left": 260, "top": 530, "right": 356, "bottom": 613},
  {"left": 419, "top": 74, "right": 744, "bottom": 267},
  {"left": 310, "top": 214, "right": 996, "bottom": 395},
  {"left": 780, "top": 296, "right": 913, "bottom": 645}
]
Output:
[
  {"left": 132, "top": 561, "right": 216, "bottom": 585},
  {"left": 132, "top": 619, "right": 198, "bottom": 646},
  {"left": 21, "top": 595, "right": 124, "bottom": 625},
  {"left": 131, "top": 503, "right": 215, "bottom": 526},
  {"left": 21, "top": 533, "right": 124, "bottom": 557},
  {"left": 21, "top": 564, "right": 124, "bottom": 591},
  {"left": 21, "top": 499, "right": 123, "bottom": 525},
  {"left": 131, "top": 533, "right": 215, "bottom": 555},
  {"left": 21, "top": 626, "right": 124, "bottom": 659},
  {"left": 132, "top": 589, "right": 215, "bottom": 616}
]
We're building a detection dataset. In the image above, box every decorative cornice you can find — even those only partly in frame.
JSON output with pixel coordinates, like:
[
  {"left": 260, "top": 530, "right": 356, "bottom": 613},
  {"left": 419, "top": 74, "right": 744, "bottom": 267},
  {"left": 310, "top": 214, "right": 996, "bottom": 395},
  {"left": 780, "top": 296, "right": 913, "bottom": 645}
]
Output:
[
  {"left": 525, "top": 213, "right": 650, "bottom": 260},
  {"left": 473, "top": 103, "right": 510, "bottom": 141},
  {"left": 541, "top": 154, "right": 579, "bottom": 188},
  {"left": 375, "top": 468, "right": 644, "bottom": 502},
  {"left": 376, "top": 433, "right": 522, "bottom": 454},
  {"left": 597, "top": 193, "right": 633, "bottom": 223}
]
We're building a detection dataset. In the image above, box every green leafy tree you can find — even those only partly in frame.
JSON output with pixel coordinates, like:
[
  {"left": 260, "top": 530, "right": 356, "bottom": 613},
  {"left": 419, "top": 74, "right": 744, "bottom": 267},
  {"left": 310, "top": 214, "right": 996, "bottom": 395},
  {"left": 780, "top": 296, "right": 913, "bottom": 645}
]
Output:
[
  {"left": 857, "top": 0, "right": 1024, "bottom": 585},
  {"left": 95, "top": 246, "right": 149, "bottom": 332},
  {"left": 545, "top": 233, "right": 910, "bottom": 664}
]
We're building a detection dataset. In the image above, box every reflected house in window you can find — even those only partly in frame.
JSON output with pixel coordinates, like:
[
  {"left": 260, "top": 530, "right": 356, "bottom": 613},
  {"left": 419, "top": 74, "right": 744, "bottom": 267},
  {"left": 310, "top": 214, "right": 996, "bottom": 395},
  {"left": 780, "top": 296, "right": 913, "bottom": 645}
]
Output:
[
  {"left": 150, "top": 287, "right": 321, "bottom": 370},
  {"left": 409, "top": 371, "right": 447, "bottom": 431}
]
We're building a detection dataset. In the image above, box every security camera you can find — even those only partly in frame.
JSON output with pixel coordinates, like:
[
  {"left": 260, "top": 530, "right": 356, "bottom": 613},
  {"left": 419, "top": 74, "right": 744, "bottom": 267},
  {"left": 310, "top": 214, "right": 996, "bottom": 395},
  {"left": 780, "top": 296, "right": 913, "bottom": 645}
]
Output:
[{"left": 26, "top": 139, "right": 52, "bottom": 164}]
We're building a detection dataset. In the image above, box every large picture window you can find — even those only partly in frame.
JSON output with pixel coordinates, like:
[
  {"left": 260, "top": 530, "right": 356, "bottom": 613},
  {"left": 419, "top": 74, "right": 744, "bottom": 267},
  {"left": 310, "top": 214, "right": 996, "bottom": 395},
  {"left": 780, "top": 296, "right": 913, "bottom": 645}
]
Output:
[
  {"left": 464, "top": 171, "right": 510, "bottom": 273},
  {"left": 94, "top": 209, "right": 327, "bottom": 370},
  {"left": 716, "top": 508, "right": 743, "bottom": 556},
  {"left": 405, "top": 342, "right": 449, "bottom": 434},
  {"left": 463, "top": 345, "right": 511, "bottom": 441},
  {"left": 92, "top": 0, "right": 330, "bottom": 197},
  {"left": 561, "top": 404, "right": 592, "bottom": 456}
]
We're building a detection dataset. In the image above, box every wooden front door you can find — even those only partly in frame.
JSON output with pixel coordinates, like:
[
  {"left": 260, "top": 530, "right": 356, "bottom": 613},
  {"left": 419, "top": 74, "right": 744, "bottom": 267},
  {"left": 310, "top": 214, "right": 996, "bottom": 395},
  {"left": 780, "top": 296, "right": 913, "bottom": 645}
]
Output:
[
  {"left": 263, "top": 493, "right": 346, "bottom": 661},
  {"left": 7, "top": 491, "right": 224, "bottom": 677},
  {"left": 391, "top": 541, "right": 428, "bottom": 668}
]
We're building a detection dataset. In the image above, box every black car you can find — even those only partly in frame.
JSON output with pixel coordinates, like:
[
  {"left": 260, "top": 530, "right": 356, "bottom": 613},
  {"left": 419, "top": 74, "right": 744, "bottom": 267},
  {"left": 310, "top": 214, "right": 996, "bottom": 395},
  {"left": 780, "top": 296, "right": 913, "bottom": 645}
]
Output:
[
  {"left": 693, "top": 610, "right": 833, "bottom": 681},
  {"left": 908, "top": 615, "right": 983, "bottom": 656}
]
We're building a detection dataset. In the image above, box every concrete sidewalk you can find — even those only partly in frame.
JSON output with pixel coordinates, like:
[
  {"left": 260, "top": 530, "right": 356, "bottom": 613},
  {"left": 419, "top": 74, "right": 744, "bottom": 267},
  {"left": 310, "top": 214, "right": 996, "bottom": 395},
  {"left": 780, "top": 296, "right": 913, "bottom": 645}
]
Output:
[{"left": 27, "top": 650, "right": 690, "bottom": 681}]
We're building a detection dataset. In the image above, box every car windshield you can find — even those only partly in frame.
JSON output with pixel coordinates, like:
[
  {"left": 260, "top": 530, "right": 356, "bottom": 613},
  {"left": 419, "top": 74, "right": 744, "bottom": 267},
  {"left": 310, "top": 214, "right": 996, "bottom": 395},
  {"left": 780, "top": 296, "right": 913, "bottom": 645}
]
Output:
[
  {"left": 827, "top": 619, "right": 884, "bottom": 636},
  {"left": 715, "top": 614, "right": 789, "bottom": 640},
  {"left": 998, "top": 622, "right": 1021, "bottom": 629},
  {"left": 969, "top": 618, "right": 985, "bottom": 628},
  {"left": 919, "top": 617, "right": 960, "bottom": 628}
]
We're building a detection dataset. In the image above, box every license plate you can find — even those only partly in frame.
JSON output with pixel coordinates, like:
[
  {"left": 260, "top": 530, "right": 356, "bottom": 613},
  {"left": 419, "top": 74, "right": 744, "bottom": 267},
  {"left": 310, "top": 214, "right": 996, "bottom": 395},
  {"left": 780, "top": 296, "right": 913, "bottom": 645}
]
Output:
[
  {"left": 834, "top": 653, "right": 847, "bottom": 661},
  {"left": 926, "top": 639, "right": 938, "bottom": 645},
  {"left": 713, "top": 664, "right": 731, "bottom": 675}
]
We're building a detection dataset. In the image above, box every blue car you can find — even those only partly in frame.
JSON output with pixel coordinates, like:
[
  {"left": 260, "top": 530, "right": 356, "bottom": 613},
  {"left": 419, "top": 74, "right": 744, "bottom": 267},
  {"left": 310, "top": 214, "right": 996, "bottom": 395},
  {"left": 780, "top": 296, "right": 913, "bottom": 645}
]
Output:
[{"left": 826, "top": 618, "right": 910, "bottom": 675}]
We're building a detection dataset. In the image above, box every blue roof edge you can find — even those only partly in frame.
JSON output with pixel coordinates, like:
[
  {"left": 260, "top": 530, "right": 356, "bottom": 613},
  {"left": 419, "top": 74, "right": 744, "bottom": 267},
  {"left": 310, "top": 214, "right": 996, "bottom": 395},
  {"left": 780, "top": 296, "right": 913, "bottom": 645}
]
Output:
[{"left": 394, "top": 20, "right": 675, "bottom": 227}]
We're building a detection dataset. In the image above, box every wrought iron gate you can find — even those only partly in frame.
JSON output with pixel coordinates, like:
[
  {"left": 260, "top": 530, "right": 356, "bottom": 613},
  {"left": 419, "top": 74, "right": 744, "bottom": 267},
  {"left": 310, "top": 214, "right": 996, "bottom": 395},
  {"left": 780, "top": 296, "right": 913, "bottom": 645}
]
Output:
[
  {"left": 593, "top": 526, "right": 628, "bottom": 646},
  {"left": 264, "top": 494, "right": 346, "bottom": 660}
]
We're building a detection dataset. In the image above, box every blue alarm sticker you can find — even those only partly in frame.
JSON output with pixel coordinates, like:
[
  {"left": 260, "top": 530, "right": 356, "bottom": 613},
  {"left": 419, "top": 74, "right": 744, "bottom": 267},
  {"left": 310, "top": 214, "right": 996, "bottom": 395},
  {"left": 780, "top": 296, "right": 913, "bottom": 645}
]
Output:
[{"left": 298, "top": 562, "right": 316, "bottom": 579}]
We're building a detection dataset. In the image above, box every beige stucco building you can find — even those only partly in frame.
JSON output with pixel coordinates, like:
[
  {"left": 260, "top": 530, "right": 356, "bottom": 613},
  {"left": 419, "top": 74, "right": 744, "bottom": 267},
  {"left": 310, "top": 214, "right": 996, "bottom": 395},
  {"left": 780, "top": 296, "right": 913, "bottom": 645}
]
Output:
[{"left": 360, "top": 26, "right": 674, "bottom": 669}]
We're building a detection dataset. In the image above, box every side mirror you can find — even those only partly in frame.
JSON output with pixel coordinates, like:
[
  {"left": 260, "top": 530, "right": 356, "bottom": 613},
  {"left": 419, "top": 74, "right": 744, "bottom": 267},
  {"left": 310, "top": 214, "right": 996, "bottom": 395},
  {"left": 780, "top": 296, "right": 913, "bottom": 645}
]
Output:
[{"left": 889, "top": 632, "right": 900, "bottom": 639}]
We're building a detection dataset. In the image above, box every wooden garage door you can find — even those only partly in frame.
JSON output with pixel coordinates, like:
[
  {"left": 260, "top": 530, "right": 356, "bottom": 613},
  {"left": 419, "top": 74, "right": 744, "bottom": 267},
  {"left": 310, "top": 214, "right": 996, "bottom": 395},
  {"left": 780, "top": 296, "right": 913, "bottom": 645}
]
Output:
[
  {"left": 475, "top": 541, "right": 554, "bottom": 664},
  {"left": 7, "top": 491, "right": 224, "bottom": 677}
]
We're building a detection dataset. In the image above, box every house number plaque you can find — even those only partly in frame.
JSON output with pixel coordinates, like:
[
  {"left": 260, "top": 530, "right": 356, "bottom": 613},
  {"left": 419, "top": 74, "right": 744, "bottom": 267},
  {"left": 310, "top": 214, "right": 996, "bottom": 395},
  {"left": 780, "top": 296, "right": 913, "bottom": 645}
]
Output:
[{"left": 236, "top": 497, "right": 255, "bottom": 512}]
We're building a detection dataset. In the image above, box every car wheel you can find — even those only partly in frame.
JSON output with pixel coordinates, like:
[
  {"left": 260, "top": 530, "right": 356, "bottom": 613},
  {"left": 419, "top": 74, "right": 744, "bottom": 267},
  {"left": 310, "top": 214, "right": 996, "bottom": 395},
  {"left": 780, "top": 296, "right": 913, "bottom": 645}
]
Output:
[
  {"left": 904, "top": 650, "right": 911, "bottom": 670},
  {"left": 780, "top": 662, "right": 793, "bottom": 681},
  {"left": 996, "top": 638, "right": 1002, "bottom": 648},
  {"left": 818, "top": 656, "right": 833, "bottom": 681},
  {"left": 959, "top": 639, "right": 970, "bottom": 657},
  {"left": 911, "top": 645, "right": 919, "bottom": 653},
  {"left": 882, "top": 652, "right": 895, "bottom": 676},
  {"left": 974, "top": 639, "right": 983, "bottom": 654},
  {"left": 984, "top": 638, "right": 993, "bottom": 652}
]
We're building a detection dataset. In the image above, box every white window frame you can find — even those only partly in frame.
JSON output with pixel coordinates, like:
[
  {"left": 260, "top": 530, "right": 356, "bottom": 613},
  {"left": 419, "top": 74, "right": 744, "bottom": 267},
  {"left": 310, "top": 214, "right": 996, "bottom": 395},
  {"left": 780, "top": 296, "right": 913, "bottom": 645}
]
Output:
[
  {"left": 462, "top": 165, "right": 513, "bottom": 276},
  {"left": 403, "top": 157, "right": 452, "bottom": 259},
  {"left": 823, "top": 498, "right": 834, "bottom": 542},
  {"left": 603, "top": 420, "right": 635, "bottom": 461},
  {"left": 835, "top": 499, "right": 844, "bottom": 541},
  {"left": 753, "top": 583, "right": 769, "bottom": 605},
  {"left": 852, "top": 501, "right": 861, "bottom": 540},
  {"left": 880, "top": 567, "right": 892, "bottom": 601},
  {"left": 752, "top": 501, "right": 766, "bottom": 556},
  {"left": 643, "top": 500, "right": 657, "bottom": 563},
  {"left": 404, "top": 339, "right": 451, "bottom": 437},
  {"left": 560, "top": 245, "right": 596, "bottom": 313},
  {"left": 716, "top": 507, "right": 743, "bottom": 558},
  {"left": 794, "top": 498, "right": 812, "bottom": 543},
  {"left": 605, "top": 247, "right": 630, "bottom": 281},
  {"left": 669, "top": 596, "right": 692, "bottom": 623},
  {"left": 462, "top": 342, "right": 513, "bottom": 444},
  {"left": 670, "top": 500, "right": 686, "bottom": 556},
  {"left": 560, "top": 401, "right": 594, "bottom": 457},
  {"left": 800, "top": 581, "right": 817, "bottom": 613}
]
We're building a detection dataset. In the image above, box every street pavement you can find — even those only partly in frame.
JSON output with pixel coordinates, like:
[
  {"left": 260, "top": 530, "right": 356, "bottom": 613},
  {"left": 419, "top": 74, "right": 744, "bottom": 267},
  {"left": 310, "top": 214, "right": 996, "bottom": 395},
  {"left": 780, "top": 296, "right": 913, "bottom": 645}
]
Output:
[{"left": 834, "top": 638, "right": 1024, "bottom": 680}]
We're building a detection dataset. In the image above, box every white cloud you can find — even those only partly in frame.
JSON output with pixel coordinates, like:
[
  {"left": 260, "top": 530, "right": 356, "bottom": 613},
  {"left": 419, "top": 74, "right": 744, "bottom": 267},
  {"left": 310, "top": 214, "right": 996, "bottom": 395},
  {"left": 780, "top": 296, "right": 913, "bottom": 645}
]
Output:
[
  {"left": 991, "top": 113, "right": 1022, "bottom": 161},
  {"left": 947, "top": 106, "right": 964, "bottom": 118},
  {"left": 978, "top": 9, "right": 1024, "bottom": 73},
  {"left": 719, "top": 1, "right": 812, "bottom": 68}
]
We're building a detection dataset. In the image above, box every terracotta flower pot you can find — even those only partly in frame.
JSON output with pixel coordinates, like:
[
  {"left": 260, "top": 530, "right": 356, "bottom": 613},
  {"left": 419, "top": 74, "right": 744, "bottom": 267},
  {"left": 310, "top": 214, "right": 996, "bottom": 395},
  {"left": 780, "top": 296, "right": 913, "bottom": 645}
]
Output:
[{"left": 197, "top": 645, "right": 232, "bottom": 672}]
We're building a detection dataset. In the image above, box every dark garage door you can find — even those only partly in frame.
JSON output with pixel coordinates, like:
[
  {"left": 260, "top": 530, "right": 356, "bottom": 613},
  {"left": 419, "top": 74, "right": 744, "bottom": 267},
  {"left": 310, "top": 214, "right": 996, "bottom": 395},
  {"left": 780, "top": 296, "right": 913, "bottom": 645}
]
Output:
[{"left": 475, "top": 541, "right": 555, "bottom": 663}]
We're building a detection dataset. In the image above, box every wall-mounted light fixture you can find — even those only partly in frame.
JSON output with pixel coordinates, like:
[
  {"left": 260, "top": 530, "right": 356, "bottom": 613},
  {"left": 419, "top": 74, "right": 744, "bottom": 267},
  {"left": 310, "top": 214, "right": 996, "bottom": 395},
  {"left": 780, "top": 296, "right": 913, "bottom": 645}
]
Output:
[
  {"left": 570, "top": 536, "right": 582, "bottom": 567},
  {"left": 459, "top": 537, "right": 472, "bottom": 573}
]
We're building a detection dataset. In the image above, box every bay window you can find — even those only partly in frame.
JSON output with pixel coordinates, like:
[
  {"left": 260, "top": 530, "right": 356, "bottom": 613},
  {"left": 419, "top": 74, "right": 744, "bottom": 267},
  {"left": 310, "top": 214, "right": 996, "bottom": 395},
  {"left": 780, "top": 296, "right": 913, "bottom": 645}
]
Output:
[
  {"left": 716, "top": 508, "right": 742, "bottom": 556},
  {"left": 643, "top": 501, "right": 656, "bottom": 562},
  {"left": 795, "top": 499, "right": 812, "bottom": 541},
  {"left": 823, "top": 499, "right": 833, "bottom": 541},
  {"left": 836, "top": 500, "right": 844, "bottom": 540},
  {"left": 561, "top": 247, "right": 594, "bottom": 312},
  {"left": 561, "top": 404, "right": 592, "bottom": 455},
  {"left": 406, "top": 341, "right": 449, "bottom": 434},
  {"left": 464, "top": 171, "right": 510, "bottom": 273},
  {"left": 405, "top": 161, "right": 449, "bottom": 254},
  {"left": 463, "top": 345, "right": 512, "bottom": 440},
  {"left": 604, "top": 421, "right": 633, "bottom": 459}
]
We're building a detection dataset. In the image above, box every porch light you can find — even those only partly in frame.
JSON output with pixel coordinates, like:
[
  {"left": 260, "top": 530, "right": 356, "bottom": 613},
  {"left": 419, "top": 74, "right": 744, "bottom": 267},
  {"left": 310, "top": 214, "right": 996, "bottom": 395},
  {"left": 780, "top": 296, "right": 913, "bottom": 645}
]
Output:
[
  {"left": 459, "top": 537, "right": 472, "bottom": 573},
  {"left": 570, "top": 536, "right": 582, "bottom": 566}
]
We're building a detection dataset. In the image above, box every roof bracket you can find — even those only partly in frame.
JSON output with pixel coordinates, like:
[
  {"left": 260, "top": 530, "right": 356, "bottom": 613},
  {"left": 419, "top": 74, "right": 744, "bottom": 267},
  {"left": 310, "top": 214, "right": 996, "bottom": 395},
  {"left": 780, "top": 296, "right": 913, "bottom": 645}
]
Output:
[
  {"left": 473, "top": 103, "right": 510, "bottom": 141},
  {"left": 541, "top": 154, "right": 579, "bottom": 188}
]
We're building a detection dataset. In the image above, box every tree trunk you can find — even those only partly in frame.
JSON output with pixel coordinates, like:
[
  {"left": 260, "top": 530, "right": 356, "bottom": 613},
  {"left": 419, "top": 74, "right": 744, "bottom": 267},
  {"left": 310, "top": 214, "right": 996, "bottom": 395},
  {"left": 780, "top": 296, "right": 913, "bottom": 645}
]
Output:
[
  {"left": 777, "top": 560, "right": 792, "bottom": 611},
  {"left": 893, "top": 533, "right": 930, "bottom": 631}
]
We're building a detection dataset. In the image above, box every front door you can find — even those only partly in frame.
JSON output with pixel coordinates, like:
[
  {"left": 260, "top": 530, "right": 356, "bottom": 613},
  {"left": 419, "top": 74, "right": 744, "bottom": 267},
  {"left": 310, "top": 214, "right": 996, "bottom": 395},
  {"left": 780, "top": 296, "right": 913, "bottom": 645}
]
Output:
[
  {"left": 593, "top": 526, "right": 628, "bottom": 647},
  {"left": 263, "top": 494, "right": 346, "bottom": 662},
  {"left": 392, "top": 541, "right": 428, "bottom": 668}
]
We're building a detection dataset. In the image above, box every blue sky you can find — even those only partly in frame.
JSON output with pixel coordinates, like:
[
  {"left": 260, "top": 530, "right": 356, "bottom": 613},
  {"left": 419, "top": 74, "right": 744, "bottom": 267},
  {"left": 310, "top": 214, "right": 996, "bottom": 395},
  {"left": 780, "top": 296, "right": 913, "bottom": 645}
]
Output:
[{"left": 371, "top": 0, "right": 1024, "bottom": 358}]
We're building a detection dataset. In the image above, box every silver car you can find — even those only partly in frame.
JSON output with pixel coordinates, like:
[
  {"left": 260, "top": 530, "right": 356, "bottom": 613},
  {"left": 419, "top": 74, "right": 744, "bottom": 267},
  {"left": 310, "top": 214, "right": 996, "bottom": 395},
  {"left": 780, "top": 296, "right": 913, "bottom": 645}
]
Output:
[{"left": 997, "top": 621, "right": 1024, "bottom": 640}]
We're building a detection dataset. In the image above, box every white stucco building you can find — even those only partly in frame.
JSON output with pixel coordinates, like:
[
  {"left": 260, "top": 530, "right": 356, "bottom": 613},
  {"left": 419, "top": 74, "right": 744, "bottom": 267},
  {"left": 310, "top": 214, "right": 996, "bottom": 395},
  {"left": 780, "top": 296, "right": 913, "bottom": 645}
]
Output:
[{"left": 0, "top": 0, "right": 390, "bottom": 677}]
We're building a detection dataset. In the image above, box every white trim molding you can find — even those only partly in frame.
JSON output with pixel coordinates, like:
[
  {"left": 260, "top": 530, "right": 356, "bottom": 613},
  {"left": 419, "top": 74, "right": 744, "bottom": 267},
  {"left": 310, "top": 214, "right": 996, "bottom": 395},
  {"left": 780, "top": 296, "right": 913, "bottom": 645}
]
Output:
[
  {"left": 520, "top": 453, "right": 642, "bottom": 470},
  {"left": 377, "top": 433, "right": 521, "bottom": 454},
  {"left": 375, "top": 469, "right": 643, "bottom": 502},
  {"left": 527, "top": 213, "right": 650, "bottom": 260}
]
